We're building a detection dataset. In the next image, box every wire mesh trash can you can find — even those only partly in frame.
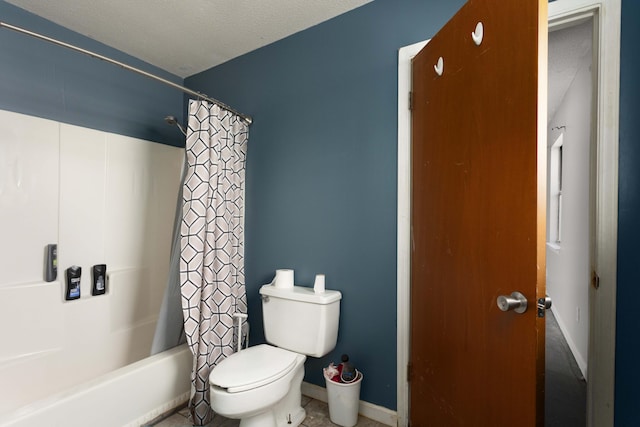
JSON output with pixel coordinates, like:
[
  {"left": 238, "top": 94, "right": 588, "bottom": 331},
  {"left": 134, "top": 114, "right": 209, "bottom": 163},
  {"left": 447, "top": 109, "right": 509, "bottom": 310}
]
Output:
[{"left": 325, "top": 371, "right": 363, "bottom": 427}]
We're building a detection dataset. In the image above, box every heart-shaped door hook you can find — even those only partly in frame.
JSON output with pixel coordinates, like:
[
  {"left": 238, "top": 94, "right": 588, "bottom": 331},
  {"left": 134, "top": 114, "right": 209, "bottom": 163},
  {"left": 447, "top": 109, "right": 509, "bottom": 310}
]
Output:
[
  {"left": 472, "top": 22, "right": 484, "bottom": 46},
  {"left": 434, "top": 56, "right": 444, "bottom": 76}
]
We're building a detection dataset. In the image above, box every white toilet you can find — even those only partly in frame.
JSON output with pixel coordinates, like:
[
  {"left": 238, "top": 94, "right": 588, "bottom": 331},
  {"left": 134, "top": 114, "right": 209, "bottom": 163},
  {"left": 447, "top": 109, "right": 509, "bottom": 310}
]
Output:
[{"left": 209, "top": 283, "right": 341, "bottom": 427}]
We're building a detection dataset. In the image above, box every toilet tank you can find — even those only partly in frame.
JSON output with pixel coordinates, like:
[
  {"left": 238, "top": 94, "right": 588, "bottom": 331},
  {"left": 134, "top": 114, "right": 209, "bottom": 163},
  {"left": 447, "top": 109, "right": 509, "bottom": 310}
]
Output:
[{"left": 260, "top": 284, "right": 341, "bottom": 358}]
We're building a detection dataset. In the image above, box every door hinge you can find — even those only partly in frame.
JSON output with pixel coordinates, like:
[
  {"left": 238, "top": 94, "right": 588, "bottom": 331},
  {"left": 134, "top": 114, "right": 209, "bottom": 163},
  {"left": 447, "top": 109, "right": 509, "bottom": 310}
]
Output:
[
  {"left": 407, "top": 362, "right": 413, "bottom": 382},
  {"left": 592, "top": 270, "right": 600, "bottom": 290},
  {"left": 409, "top": 91, "right": 414, "bottom": 110}
]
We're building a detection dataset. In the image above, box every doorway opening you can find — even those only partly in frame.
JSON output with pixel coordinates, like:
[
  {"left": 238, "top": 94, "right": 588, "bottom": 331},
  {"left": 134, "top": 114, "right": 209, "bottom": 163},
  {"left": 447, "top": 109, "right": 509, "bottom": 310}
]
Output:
[
  {"left": 545, "top": 18, "right": 593, "bottom": 426},
  {"left": 396, "top": 1, "right": 620, "bottom": 426}
]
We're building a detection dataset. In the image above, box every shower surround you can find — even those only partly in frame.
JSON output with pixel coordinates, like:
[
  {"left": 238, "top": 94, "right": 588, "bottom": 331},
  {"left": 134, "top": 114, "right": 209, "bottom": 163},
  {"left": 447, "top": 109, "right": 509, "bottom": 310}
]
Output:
[{"left": 0, "top": 108, "right": 184, "bottom": 422}]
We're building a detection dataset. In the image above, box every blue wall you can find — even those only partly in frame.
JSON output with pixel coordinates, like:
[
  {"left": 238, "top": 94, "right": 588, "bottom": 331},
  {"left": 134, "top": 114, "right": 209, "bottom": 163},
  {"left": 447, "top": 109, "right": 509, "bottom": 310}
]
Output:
[
  {"left": 0, "top": 1, "right": 185, "bottom": 146},
  {"left": 615, "top": 1, "right": 640, "bottom": 425},
  {"left": 186, "top": 0, "right": 465, "bottom": 409},
  {"left": 2, "top": 0, "right": 638, "bottom": 418},
  {"left": 187, "top": 0, "right": 640, "bottom": 415}
]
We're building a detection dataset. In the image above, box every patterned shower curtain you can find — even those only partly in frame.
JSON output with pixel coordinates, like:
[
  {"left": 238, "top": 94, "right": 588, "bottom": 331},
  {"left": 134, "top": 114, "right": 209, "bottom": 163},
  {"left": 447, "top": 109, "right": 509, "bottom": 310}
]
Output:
[{"left": 180, "top": 100, "right": 248, "bottom": 425}]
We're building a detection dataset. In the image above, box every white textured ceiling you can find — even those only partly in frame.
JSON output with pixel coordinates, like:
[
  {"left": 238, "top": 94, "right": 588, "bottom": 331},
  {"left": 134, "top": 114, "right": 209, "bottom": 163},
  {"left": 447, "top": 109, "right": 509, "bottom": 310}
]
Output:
[
  {"left": 5, "top": 0, "right": 372, "bottom": 78},
  {"left": 548, "top": 20, "right": 592, "bottom": 123}
]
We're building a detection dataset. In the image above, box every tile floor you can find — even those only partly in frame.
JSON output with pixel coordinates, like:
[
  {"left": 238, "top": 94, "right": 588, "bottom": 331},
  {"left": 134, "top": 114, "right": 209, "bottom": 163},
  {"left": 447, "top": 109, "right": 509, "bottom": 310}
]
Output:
[{"left": 147, "top": 395, "right": 386, "bottom": 427}]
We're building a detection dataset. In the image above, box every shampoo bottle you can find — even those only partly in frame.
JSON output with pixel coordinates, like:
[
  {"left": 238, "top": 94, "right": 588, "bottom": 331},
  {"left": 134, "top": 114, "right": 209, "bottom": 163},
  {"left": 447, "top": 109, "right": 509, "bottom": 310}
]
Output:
[
  {"left": 65, "top": 266, "right": 81, "bottom": 300},
  {"left": 92, "top": 264, "right": 107, "bottom": 295},
  {"left": 340, "top": 354, "right": 357, "bottom": 383},
  {"left": 44, "top": 244, "right": 57, "bottom": 282}
]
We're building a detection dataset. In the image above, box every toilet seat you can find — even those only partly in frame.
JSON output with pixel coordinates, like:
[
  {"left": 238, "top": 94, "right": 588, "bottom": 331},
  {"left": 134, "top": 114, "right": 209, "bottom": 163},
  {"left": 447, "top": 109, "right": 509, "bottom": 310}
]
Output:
[{"left": 210, "top": 344, "right": 299, "bottom": 393}]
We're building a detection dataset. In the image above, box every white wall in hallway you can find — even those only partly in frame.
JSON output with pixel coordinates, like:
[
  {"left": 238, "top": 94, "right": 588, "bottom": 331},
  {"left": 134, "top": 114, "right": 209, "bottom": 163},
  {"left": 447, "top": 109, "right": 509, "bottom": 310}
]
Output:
[{"left": 546, "top": 44, "right": 592, "bottom": 378}]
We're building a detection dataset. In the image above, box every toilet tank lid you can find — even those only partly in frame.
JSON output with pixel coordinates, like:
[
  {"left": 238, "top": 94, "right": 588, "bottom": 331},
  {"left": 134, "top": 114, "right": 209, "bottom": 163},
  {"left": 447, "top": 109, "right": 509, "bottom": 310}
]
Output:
[{"left": 259, "top": 284, "right": 342, "bottom": 304}]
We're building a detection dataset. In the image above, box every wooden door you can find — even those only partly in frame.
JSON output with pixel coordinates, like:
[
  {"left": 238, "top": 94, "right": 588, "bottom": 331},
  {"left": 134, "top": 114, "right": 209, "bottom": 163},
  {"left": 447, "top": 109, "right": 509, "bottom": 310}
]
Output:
[{"left": 410, "top": 1, "right": 547, "bottom": 426}]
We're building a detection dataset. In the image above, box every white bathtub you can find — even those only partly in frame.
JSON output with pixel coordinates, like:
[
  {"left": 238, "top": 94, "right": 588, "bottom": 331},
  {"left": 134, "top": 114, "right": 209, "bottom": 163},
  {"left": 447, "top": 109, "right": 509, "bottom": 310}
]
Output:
[{"left": 0, "top": 345, "right": 192, "bottom": 427}]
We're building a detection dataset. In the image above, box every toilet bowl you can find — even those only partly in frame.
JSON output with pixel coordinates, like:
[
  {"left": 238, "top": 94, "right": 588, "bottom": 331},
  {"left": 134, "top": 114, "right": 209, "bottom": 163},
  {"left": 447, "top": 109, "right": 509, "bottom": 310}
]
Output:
[
  {"left": 210, "top": 345, "right": 306, "bottom": 427},
  {"left": 209, "top": 283, "right": 341, "bottom": 427}
]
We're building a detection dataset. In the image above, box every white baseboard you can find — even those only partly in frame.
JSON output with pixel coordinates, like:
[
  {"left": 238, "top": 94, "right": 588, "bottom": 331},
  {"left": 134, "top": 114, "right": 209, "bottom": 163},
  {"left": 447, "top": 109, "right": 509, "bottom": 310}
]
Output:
[
  {"left": 551, "top": 306, "right": 588, "bottom": 379},
  {"left": 301, "top": 382, "right": 397, "bottom": 427}
]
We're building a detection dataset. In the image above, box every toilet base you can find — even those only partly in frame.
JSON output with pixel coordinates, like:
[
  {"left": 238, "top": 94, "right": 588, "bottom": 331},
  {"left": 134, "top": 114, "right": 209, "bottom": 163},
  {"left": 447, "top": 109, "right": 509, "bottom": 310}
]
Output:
[
  {"left": 212, "top": 352, "right": 307, "bottom": 427},
  {"left": 238, "top": 411, "right": 276, "bottom": 427},
  {"left": 272, "top": 362, "right": 305, "bottom": 426},
  {"left": 238, "top": 406, "right": 305, "bottom": 427},
  {"left": 278, "top": 406, "right": 305, "bottom": 427}
]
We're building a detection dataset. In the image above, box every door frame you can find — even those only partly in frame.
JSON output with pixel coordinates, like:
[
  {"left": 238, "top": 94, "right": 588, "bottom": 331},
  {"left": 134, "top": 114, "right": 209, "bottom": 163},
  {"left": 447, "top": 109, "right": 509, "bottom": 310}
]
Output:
[{"left": 396, "top": 1, "right": 621, "bottom": 426}]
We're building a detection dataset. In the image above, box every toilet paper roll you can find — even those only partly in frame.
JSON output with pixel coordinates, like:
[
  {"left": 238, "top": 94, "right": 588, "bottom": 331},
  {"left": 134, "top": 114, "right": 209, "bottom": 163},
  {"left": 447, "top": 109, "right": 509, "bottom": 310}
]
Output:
[
  {"left": 273, "top": 269, "right": 294, "bottom": 289},
  {"left": 313, "top": 274, "right": 325, "bottom": 293}
]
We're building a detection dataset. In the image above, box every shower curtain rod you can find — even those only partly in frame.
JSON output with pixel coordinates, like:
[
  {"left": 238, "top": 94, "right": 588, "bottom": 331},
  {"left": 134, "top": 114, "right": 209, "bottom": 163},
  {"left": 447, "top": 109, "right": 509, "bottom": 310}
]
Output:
[{"left": 0, "top": 21, "right": 253, "bottom": 125}]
